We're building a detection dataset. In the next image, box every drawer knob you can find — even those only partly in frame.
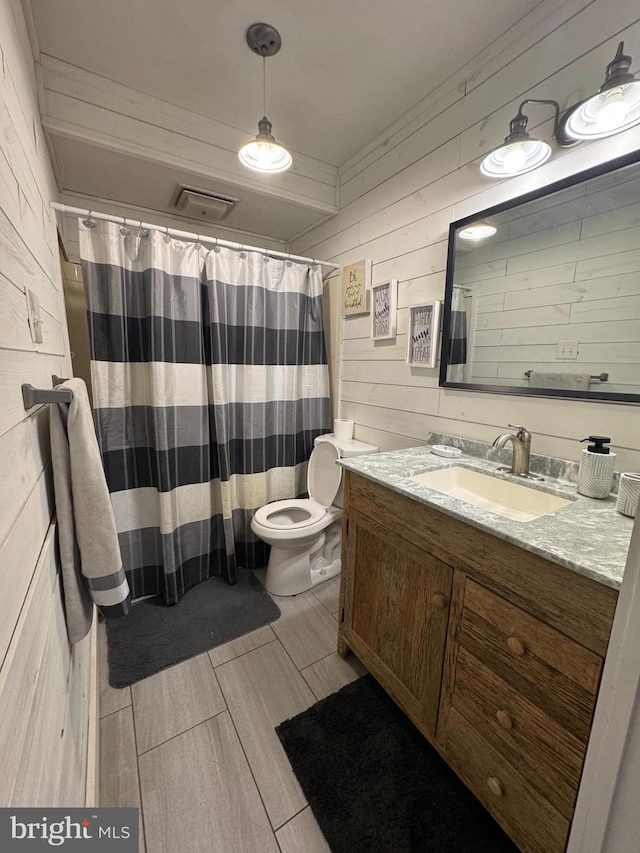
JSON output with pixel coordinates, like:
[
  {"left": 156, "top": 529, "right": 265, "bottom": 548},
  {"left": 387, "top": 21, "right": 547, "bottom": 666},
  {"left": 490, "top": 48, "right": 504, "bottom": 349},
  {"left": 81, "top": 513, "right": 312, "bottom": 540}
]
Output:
[
  {"left": 487, "top": 776, "right": 504, "bottom": 797},
  {"left": 432, "top": 594, "right": 446, "bottom": 609},
  {"left": 507, "top": 636, "right": 526, "bottom": 656},
  {"left": 496, "top": 709, "right": 513, "bottom": 730}
]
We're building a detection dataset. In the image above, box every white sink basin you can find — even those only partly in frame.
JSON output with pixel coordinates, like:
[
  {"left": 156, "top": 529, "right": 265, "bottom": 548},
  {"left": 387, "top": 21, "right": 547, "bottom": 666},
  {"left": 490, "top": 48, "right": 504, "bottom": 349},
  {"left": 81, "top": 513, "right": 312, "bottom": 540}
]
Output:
[{"left": 409, "top": 466, "right": 573, "bottom": 522}]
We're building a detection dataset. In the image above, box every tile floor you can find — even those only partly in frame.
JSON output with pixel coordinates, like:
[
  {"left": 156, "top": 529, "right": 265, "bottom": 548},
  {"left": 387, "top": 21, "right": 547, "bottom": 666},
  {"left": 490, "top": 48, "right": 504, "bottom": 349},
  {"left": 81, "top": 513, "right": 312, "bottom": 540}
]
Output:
[{"left": 99, "top": 573, "right": 367, "bottom": 853}]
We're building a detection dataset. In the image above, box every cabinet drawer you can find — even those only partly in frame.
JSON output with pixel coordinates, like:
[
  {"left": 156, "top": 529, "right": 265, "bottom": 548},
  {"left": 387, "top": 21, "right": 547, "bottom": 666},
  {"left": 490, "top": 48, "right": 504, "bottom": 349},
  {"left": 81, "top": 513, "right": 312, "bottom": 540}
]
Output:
[
  {"left": 442, "top": 706, "right": 570, "bottom": 853},
  {"left": 449, "top": 647, "right": 585, "bottom": 819},
  {"left": 459, "top": 579, "right": 602, "bottom": 741}
]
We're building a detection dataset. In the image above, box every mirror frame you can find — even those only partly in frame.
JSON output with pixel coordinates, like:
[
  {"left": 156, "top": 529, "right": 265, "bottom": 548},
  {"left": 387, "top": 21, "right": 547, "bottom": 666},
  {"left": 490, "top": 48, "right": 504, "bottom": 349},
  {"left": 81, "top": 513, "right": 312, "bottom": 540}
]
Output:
[{"left": 439, "top": 148, "right": 640, "bottom": 404}]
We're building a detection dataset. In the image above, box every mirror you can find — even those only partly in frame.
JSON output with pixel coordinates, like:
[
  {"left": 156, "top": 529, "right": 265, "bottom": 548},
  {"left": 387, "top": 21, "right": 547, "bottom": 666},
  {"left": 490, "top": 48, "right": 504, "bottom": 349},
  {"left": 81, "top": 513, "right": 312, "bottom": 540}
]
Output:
[{"left": 440, "top": 150, "right": 640, "bottom": 403}]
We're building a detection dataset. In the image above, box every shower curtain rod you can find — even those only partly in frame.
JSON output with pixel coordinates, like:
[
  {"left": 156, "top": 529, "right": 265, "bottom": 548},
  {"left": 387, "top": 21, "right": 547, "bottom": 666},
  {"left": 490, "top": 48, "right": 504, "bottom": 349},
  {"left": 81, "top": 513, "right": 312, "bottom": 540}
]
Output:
[{"left": 50, "top": 203, "right": 341, "bottom": 270}]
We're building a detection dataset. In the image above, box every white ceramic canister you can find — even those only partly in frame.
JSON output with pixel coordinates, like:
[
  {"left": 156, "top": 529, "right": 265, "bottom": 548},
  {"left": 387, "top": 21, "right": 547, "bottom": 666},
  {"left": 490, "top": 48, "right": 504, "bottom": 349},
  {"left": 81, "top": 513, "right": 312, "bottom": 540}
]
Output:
[{"left": 616, "top": 472, "right": 640, "bottom": 517}]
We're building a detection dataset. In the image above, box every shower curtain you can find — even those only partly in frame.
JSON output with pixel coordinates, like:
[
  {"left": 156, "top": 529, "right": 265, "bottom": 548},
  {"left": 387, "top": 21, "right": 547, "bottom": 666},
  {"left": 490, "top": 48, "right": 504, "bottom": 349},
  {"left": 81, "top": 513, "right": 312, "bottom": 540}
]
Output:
[
  {"left": 447, "top": 286, "right": 468, "bottom": 382},
  {"left": 80, "top": 221, "right": 330, "bottom": 604}
]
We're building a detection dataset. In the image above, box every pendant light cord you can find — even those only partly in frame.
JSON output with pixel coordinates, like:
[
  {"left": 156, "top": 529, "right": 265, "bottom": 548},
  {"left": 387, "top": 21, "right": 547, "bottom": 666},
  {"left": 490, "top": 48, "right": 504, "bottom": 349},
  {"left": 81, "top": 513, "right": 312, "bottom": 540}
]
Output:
[{"left": 262, "top": 55, "right": 267, "bottom": 117}]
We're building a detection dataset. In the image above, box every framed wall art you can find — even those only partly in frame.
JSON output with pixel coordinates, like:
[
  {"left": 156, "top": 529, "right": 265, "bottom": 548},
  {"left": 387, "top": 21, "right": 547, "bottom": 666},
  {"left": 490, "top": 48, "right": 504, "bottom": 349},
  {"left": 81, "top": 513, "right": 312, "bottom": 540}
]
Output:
[
  {"left": 341, "top": 259, "right": 371, "bottom": 316},
  {"left": 371, "top": 279, "right": 398, "bottom": 340},
  {"left": 406, "top": 301, "right": 442, "bottom": 367}
]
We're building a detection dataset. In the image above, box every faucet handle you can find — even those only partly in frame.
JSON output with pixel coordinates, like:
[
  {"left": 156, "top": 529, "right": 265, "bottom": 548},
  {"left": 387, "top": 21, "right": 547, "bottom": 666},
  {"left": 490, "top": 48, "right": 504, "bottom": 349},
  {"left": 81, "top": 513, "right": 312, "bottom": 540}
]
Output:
[{"left": 508, "top": 424, "right": 531, "bottom": 440}]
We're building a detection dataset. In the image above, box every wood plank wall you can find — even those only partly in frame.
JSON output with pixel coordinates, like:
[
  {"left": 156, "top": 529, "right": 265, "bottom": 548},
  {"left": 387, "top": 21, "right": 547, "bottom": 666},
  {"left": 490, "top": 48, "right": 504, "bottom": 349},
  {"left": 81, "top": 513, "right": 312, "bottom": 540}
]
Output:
[
  {"left": 292, "top": 0, "right": 640, "bottom": 471},
  {"left": 0, "top": 0, "right": 94, "bottom": 807}
]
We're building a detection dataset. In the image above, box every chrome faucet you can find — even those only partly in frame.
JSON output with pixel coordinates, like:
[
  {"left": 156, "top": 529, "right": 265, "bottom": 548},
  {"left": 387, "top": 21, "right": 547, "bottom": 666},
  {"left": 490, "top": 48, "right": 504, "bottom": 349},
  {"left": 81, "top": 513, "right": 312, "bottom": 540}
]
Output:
[{"left": 492, "top": 425, "right": 542, "bottom": 480}]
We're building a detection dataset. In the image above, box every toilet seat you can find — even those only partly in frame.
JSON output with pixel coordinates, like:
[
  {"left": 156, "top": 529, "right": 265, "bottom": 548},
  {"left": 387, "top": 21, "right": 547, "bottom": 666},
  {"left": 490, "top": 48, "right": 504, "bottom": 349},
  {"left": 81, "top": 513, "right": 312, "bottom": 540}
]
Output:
[
  {"left": 253, "top": 498, "right": 326, "bottom": 530},
  {"left": 252, "top": 442, "right": 342, "bottom": 532}
]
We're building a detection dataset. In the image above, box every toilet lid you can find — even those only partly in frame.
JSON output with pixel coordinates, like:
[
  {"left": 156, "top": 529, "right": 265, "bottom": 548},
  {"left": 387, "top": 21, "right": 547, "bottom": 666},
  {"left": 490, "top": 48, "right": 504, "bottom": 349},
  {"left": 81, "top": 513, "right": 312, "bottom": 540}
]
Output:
[{"left": 307, "top": 441, "right": 342, "bottom": 508}]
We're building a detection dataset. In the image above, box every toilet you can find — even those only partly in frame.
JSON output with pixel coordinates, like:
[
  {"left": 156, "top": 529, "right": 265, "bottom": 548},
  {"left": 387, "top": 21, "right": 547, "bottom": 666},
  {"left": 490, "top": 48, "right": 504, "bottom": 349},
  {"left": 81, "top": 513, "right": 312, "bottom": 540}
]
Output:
[{"left": 251, "top": 434, "right": 378, "bottom": 596}]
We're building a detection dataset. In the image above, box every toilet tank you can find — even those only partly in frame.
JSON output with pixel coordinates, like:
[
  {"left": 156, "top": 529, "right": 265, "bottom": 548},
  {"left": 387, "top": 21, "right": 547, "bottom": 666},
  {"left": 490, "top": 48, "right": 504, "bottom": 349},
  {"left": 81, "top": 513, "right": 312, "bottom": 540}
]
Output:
[{"left": 313, "top": 433, "right": 378, "bottom": 507}]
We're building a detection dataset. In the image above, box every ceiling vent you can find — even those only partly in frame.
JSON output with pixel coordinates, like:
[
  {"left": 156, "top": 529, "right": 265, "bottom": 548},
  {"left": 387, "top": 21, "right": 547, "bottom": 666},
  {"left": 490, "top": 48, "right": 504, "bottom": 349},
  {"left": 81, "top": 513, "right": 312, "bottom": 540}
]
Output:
[{"left": 173, "top": 186, "right": 239, "bottom": 222}]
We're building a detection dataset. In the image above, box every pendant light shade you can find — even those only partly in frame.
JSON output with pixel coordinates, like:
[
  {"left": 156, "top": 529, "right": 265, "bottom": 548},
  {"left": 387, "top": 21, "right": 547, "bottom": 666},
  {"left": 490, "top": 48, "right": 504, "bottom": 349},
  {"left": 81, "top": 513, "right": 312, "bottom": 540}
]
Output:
[
  {"left": 480, "top": 105, "right": 555, "bottom": 178},
  {"left": 557, "top": 42, "right": 640, "bottom": 142},
  {"left": 239, "top": 24, "right": 292, "bottom": 175},
  {"left": 458, "top": 221, "right": 497, "bottom": 241},
  {"left": 239, "top": 117, "right": 293, "bottom": 173}
]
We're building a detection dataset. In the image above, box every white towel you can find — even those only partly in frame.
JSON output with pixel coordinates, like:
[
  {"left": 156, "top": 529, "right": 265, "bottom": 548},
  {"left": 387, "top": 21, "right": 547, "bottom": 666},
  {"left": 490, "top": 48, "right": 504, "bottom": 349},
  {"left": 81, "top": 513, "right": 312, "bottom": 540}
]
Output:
[
  {"left": 50, "top": 378, "right": 131, "bottom": 643},
  {"left": 528, "top": 371, "right": 591, "bottom": 390}
]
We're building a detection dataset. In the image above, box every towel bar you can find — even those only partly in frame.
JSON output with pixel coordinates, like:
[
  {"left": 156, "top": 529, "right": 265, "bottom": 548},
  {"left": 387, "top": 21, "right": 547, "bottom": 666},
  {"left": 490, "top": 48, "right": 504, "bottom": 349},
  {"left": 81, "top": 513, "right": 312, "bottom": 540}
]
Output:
[
  {"left": 524, "top": 370, "right": 609, "bottom": 382},
  {"left": 22, "top": 376, "right": 72, "bottom": 409}
]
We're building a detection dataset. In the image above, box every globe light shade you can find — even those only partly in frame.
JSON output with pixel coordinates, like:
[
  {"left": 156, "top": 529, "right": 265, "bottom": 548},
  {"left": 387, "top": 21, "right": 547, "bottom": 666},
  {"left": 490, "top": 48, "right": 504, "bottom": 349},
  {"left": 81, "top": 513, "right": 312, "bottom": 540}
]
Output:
[{"left": 239, "top": 117, "right": 292, "bottom": 174}]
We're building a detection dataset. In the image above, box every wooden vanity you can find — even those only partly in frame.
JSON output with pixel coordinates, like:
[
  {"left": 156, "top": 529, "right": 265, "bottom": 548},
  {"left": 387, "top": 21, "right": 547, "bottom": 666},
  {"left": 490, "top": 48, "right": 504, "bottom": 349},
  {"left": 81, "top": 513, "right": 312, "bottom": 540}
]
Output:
[{"left": 337, "top": 470, "right": 619, "bottom": 853}]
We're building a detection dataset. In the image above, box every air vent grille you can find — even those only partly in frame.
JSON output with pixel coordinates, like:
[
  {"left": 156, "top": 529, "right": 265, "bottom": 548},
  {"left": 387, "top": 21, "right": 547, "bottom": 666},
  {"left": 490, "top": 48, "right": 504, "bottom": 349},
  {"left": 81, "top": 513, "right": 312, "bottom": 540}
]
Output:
[{"left": 173, "top": 186, "right": 239, "bottom": 222}]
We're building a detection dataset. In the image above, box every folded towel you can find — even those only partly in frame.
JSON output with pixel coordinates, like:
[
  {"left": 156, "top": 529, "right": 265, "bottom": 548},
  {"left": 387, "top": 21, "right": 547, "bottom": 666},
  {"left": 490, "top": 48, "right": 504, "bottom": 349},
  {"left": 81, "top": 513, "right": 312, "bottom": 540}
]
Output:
[
  {"left": 528, "top": 371, "right": 591, "bottom": 390},
  {"left": 50, "top": 378, "right": 131, "bottom": 643}
]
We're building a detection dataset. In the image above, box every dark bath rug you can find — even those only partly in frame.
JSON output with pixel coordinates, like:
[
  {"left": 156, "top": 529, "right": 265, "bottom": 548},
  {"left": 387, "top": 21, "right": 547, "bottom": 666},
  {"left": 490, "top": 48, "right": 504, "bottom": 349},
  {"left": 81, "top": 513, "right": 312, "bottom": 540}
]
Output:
[
  {"left": 276, "top": 674, "right": 519, "bottom": 853},
  {"left": 106, "top": 570, "right": 280, "bottom": 687}
]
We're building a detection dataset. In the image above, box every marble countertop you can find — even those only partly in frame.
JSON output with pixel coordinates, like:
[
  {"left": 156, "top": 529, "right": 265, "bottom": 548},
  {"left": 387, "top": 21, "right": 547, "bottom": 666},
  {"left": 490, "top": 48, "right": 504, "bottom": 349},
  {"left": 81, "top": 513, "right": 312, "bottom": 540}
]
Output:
[{"left": 339, "top": 443, "right": 634, "bottom": 590}]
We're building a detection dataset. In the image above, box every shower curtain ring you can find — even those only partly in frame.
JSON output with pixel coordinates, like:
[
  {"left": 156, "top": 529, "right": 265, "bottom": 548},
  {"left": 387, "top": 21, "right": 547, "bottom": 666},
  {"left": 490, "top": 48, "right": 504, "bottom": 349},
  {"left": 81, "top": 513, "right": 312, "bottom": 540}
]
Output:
[
  {"left": 163, "top": 225, "right": 171, "bottom": 243},
  {"left": 83, "top": 210, "right": 96, "bottom": 228},
  {"left": 214, "top": 236, "right": 220, "bottom": 253},
  {"left": 120, "top": 216, "right": 130, "bottom": 236}
]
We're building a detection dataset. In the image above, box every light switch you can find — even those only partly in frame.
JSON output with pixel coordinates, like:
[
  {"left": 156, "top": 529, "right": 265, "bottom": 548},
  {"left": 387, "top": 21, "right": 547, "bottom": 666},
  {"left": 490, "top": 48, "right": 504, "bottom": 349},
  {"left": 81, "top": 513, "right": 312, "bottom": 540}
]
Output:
[
  {"left": 26, "top": 288, "right": 43, "bottom": 343},
  {"left": 557, "top": 340, "right": 578, "bottom": 359}
]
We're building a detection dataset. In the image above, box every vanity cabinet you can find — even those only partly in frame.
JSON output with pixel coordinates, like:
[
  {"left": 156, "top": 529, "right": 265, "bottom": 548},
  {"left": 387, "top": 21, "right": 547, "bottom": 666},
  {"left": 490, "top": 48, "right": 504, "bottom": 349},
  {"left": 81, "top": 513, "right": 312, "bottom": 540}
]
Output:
[
  {"left": 338, "top": 471, "right": 618, "bottom": 853},
  {"left": 339, "top": 506, "right": 452, "bottom": 738}
]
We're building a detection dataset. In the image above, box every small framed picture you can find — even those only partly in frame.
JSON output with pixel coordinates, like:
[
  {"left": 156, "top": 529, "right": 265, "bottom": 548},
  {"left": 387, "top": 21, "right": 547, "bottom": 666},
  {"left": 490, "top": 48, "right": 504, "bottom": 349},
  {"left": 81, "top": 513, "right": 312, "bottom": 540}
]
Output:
[
  {"left": 371, "top": 279, "right": 398, "bottom": 340},
  {"left": 406, "top": 301, "right": 442, "bottom": 367},
  {"left": 341, "top": 260, "right": 371, "bottom": 316}
]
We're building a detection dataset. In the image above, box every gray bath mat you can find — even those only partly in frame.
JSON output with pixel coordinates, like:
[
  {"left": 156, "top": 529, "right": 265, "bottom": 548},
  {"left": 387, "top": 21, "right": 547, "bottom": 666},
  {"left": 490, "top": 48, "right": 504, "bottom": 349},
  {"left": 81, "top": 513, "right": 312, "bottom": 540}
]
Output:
[{"left": 106, "top": 570, "right": 280, "bottom": 687}]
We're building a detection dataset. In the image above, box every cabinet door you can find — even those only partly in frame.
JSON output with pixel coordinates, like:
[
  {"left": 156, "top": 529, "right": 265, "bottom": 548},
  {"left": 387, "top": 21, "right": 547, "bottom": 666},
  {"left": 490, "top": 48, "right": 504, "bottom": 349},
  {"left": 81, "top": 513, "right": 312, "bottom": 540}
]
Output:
[{"left": 342, "top": 509, "right": 452, "bottom": 738}]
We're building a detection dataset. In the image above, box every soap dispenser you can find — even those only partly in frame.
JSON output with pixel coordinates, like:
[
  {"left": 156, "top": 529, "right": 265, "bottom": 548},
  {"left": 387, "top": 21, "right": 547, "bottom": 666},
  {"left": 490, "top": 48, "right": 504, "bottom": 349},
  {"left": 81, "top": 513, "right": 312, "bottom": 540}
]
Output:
[{"left": 577, "top": 436, "right": 616, "bottom": 499}]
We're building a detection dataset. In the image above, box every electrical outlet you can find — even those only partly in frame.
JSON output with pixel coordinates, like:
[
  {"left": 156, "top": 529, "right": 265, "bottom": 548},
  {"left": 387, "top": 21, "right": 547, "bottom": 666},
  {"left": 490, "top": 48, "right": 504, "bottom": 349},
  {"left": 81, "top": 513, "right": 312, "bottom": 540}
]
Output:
[
  {"left": 557, "top": 340, "right": 578, "bottom": 359},
  {"left": 26, "top": 288, "right": 43, "bottom": 343}
]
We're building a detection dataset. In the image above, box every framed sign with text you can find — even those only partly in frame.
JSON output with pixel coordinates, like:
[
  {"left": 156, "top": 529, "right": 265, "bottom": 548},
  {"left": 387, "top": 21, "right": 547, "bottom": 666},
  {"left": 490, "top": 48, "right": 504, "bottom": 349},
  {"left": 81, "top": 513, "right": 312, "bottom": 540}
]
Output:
[
  {"left": 407, "top": 301, "right": 442, "bottom": 367},
  {"left": 371, "top": 279, "right": 398, "bottom": 340},
  {"left": 341, "top": 260, "right": 371, "bottom": 316}
]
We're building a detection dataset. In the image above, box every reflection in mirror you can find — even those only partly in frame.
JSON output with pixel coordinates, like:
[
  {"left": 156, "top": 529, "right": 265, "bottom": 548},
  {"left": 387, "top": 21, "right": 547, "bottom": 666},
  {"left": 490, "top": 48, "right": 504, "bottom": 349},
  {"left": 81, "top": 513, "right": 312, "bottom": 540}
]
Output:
[{"left": 440, "top": 151, "right": 640, "bottom": 402}]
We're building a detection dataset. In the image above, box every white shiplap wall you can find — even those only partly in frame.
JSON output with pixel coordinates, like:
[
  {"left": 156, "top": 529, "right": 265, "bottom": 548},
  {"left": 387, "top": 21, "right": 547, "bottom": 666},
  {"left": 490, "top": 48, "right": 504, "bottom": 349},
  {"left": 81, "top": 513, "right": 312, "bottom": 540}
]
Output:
[
  {"left": 0, "top": 0, "right": 95, "bottom": 807},
  {"left": 292, "top": 0, "right": 640, "bottom": 471}
]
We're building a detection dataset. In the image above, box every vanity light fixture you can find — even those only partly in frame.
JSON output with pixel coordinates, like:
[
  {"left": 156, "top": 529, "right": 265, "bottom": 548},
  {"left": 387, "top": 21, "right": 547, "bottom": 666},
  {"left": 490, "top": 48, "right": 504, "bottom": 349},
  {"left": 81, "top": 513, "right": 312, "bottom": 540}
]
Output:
[
  {"left": 481, "top": 42, "right": 640, "bottom": 179},
  {"left": 557, "top": 42, "right": 640, "bottom": 141},
  {"left": 480, "top": 99, "right": 561, "bottom": 178},
  {"left": 239, "top": 23, "right": 293, "bottom": 174},
  {"left": 458, "top": 221, "right": 497, "bottom": 241}
]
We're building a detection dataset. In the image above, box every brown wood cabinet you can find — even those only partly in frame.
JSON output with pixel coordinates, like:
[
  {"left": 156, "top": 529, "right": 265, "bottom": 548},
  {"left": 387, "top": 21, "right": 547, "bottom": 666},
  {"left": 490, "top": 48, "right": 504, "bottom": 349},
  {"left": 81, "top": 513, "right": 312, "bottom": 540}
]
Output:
[{"left": 338, "top": 470, "right": 619, "bottom": 853}]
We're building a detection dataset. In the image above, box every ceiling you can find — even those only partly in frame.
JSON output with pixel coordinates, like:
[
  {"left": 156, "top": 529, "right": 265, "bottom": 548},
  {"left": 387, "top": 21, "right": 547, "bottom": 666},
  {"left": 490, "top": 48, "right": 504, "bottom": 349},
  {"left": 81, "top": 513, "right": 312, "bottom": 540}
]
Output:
[{"left": 26, "top": 0, "right": 543, "bottom": 243}]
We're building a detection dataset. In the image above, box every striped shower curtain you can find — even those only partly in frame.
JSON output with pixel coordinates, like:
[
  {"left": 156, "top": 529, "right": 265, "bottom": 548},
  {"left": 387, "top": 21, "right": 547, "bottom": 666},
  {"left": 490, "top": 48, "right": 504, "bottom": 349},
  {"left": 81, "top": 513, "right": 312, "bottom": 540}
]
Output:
[{"left": 80, "top": 221, "right": 330, "bottom": 604}]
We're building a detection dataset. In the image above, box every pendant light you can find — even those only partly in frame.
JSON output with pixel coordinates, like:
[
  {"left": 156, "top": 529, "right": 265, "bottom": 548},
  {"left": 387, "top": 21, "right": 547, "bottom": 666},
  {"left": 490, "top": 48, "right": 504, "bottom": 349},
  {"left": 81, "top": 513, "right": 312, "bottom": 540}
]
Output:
[
  {"left": 557, "top": 42, "right": 640, "bottom": 142},
  {"left": 480, "top": 99, "right": 560, "bottom": 178},
  {"left": 239, "top": 23, "right": 292, "bottom": 174},
  {"left": 458, "top": 221, "right": 497, "bottom": 241}
]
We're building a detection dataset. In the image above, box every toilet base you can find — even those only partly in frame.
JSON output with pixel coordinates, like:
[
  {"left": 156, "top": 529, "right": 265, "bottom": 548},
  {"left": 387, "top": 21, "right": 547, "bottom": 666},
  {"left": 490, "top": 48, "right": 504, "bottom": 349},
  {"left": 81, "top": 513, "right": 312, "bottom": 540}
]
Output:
[{"left": 265, "top": 520, "right": 342, "bottom": 596}]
